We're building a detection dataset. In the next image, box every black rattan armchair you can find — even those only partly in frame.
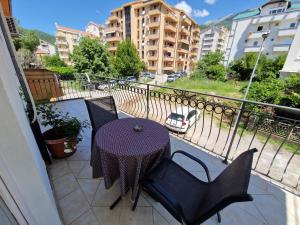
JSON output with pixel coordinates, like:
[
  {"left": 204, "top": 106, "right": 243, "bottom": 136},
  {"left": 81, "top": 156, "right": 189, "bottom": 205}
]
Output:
[
  {"left": 85, "top": 96, "right": 118, "bottom": 150},
  {"left": 133, "top": 149, "right": 257, "bottom": 225}
]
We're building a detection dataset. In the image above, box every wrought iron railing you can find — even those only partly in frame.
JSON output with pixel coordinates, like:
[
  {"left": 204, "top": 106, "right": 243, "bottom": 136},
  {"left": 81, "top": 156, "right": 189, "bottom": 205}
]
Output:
[{"left": 28, "top": 75, "right": 300, "bottom": 193}]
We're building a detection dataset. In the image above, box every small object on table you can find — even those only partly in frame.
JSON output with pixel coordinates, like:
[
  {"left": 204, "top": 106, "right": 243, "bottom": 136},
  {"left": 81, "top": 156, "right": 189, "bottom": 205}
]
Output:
[{"left": 91, "top": 118, "right": 170, "bottom": 209}]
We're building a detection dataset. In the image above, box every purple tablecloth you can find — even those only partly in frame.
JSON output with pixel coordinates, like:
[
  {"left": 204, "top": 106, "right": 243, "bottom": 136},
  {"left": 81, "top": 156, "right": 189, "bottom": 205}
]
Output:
[{"left": 91, "top": 118, "right": 170, "bottom": 196}]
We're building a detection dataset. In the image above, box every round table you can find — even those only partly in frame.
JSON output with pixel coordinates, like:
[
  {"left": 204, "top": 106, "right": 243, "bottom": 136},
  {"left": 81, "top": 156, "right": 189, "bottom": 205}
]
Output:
[{"left": 91, "top": 118, "right": 170, "bottom": 197}]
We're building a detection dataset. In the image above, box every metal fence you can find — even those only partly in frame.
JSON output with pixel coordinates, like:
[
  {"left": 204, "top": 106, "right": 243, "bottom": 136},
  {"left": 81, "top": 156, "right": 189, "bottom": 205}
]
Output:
[{"left": 29, "top": 75, "right": 300, "bottom": 192}]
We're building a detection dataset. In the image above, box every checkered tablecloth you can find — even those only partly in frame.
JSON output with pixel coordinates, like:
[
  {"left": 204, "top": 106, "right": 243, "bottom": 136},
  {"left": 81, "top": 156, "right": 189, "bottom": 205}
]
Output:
[{"left": 91, "top": 118, "right": 171, "bottom": 196}]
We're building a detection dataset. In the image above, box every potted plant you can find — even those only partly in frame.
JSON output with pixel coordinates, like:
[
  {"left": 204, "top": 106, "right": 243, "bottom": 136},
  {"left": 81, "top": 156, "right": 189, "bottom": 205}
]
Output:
[{"left": 37, "top": 104, "right": 89, "bottom": 158}]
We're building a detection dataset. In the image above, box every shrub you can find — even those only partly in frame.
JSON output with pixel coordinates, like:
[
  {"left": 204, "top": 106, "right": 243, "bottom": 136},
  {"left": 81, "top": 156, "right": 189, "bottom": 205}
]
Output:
[
  {"left": 47, "top": 66, "right": 76, "bottom": 80},
  {"left": 280, "top": 73, "right": 300, "bottom": 108},
  {"left": 43, "top": 55, "right": 67, "bottom": 67}
]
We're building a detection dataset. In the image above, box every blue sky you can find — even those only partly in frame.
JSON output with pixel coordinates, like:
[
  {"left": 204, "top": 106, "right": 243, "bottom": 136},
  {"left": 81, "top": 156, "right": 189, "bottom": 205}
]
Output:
[{"left": 13, "top": 0, "right": 266, "bottom": 35}]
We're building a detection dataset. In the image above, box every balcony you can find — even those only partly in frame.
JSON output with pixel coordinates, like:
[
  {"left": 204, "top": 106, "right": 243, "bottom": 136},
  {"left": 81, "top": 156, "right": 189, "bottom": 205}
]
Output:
[
  {"left": 180, "top": 27, "right": 190, "bottom": 35},
  {"left": 163, "top": 65, "right": 174, "bottom": 70},
  {"left": 273, "top": 44, "right": 290, "bottom": 52},
  {"left": 244, "top": 46, "right": 261, "bottom": 52},
  {"left": 105, "top": 27, "right": 121, "bottom": 34},
  {"left": 148, "top": 21, "right": 160, "bottom": 28},
  {"left": 163, "top": 46, "right": 174, "bottom": 52},
  {"left": 148, "top": 33, "right": 159, "bottom": 40},
  {"left": 21, "top": 74, "right": 300, "bottom": 225},
  {"left": 178, "top": 48, "right": 189, "bottom": 53},
  {"left": 148, "top": 44, "right": 158, "bottom": 51},
  {"left": 56, "top": 40, "right": 68, "bottom": 45},
  {"left": 58, "top": 48, "right": 69, "bottom": 53},
  {"left": 108, "top": 15, "right": 119, "bottom": 22},
  {"left": 248, "top": 31, "right": 268, "bottom": 39},
  {"left": 182, "top": 16, "right": 192, "bottom": 26},
  {"left": 147, "top": 65, "right": 157, "bottom": 70},
  {"left": 108, "top": 46, "right": 117, "bottom": 51},
  {"left": 278, "top": 28, "right": 297, "bottom": 37},
  {"left": 148, "top": 8, "right": 160, "bottom": 16},
  {"left": 164, "top": 24, "right": 177, "bottom": 33},
  {"left": 163, "top": 56, "right": 174, "bottom": 62},
  {"left": 179, "top": 38, "right": 189, "bottom": 45},
  {"left": 165, "top": 12, "right": 177, "bottom": 22},
  {"left": 106, "top": 36, "right": 122, "bottom": 42},
  {"left": 164, "top": 35, "right": 176, "bottom": 43},
  {"left": 147, "top": 55, "right": 158, "bottom": 60}
]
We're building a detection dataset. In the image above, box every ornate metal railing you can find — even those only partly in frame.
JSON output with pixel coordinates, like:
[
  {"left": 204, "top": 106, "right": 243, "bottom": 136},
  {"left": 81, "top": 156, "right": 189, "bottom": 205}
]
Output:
[{"left": 28, "top": 75, "right": 300, "bottom": 193}]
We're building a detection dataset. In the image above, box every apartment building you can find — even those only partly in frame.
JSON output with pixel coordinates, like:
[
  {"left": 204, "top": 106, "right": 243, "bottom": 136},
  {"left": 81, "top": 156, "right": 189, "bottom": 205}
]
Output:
[
  {"left": 55, "top": 22, "right": 105, "bottom": 65},
  {"left": 105, "top": 0, "right": 200, "bottom": 74},
  {"left": 35, "top": 39, "right": 56, "bottom": 61},
  {"left": 198, "top": 26, "right": 229, "bottom": 59},
  {"left": 225, "top": 0, "right": 300, "bottom": 75},
  {"left": 0, "top": 0, "right": 19, "bottom": 37}
]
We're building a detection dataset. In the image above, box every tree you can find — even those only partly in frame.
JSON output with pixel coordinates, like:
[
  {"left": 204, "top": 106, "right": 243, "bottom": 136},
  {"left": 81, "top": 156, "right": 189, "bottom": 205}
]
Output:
[
  {"left": 71, "top": 37, "right": 112, "bottom": 77},
  {"left": 229, "top": 53, "right": 286, "bottom": 81},
  {"left": 14, "top": 31, "right": 40, "bottom": 53},
  {"left": 191, "top": 51, "right": 226, "bottom": 81},
  {"left": 43, "top": 54, "right": 67, "bottom": 67},
  {"left": 112, "top": 39, "right": 144, "bottom": 78}
]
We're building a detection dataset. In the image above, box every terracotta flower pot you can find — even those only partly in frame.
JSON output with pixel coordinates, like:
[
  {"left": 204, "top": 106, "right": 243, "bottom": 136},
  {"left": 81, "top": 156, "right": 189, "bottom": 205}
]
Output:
[{"left": 43, "top": 128, "right": 76, "bottom": 159}]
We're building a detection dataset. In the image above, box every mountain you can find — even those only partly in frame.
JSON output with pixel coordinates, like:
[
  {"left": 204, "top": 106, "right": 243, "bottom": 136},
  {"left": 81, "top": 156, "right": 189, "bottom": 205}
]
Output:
[
  {"left": 18, "top": 26, "right": 56, "bottom": 45},
  {"left": 200, "top": 13, "right": 239, "bottom": 30}
]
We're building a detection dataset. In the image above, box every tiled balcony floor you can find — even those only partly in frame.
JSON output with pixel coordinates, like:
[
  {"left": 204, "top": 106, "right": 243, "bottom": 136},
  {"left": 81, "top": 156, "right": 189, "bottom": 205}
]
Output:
[{"left": 46, "top": 99, "right": 299, "bottom": 225}]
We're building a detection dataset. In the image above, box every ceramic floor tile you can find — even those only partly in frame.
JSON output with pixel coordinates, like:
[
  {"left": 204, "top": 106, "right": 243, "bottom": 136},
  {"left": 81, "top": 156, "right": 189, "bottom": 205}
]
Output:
[
  {"left": 77, "top": 162, "right": 93, "bottom": 179},
  {"left": 48, "top": 160, "right": 71, "bottom": 180},
  {"left": 68, "top": 161, "right": 87, "bottom": 177},
  {"left": 53, "top": 173, "right": 79, "bottom": 200},
  {"left": 58, "top": 188, "right": 90, "bottom": 225},
  {"left": 67, "top": 149, "right": 91, "bottom": 161},
  {"left": 70, "top": 209, "right": 100, "bottom": 225},
  {"left": 92, "top": 207, "right": 121, "bottom": 225},
  {"left": 78, "top": 179, "right": 100, "bottom": 204},
  {"left": 120, "top": 206, "right": 153, "bottom": 225},
  {"left": 92, "top": 181, "right": 120, "bottom": 207},
  {"left": 153, "top": 208, "right": 170, "bottom": 225}
]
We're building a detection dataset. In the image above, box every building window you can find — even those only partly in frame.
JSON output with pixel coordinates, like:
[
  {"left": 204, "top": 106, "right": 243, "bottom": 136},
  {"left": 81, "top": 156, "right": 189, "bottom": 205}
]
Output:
[
  {"left": 257, "top": 26, "right": 263, "bottom": 31},
  {"left": 290, "top": 23, "right": 296, "bottom": 28},
  {"left": 253, "top": 41, "right": 258, "bottom": 46}
]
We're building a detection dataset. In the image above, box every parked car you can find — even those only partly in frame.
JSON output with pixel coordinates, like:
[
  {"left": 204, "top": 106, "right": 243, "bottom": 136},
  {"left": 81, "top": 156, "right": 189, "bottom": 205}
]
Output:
[
  {"left": 143, "top": 72, "right": 156, "bottom": 79},
  {"left": 180, "top": 71, "right": 187, "bottom": 76},
  {"left": 118, "top": 76, "right": 137, "bottom": 85},
  {"left": 97, "top": 80, "right": 117, "bottom": 91},
  {"left": 165, "top": 107, "right": 199, "bottom": 133},
  {"left": 166, "top": 75, "right": 179, "bottom": 82}
]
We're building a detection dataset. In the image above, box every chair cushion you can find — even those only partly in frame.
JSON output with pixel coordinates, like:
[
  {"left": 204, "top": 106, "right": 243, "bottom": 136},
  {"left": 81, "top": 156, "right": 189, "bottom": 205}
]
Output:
[{"left": 142, "top": 159, "right": 209, "bottom": 224}]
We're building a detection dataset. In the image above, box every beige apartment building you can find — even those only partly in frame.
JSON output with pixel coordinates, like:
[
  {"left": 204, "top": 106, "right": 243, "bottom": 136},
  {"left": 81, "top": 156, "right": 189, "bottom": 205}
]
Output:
[
  {"left": 55, "top": 22, "right": 105, "bottom": 65},
  {"left": 199, "top": 26, "right": 229, "bottom": 59},
  {"left": 105, "top": 0, "right": 200, "bottom": 74}
]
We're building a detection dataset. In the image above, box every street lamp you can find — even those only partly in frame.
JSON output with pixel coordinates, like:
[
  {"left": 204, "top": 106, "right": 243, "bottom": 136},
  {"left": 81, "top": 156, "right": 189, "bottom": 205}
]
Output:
[{"left": 223, "top": 31, "right": 269, "bottom": 164}]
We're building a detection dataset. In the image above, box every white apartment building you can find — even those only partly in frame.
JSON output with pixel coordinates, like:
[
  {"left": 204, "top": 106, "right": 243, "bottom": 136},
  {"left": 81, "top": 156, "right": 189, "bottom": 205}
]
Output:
[
  {"left": 198, "top": 26, "right": 229, "bottom": 59},
  {"left": 55, "top": 22, "right": 105, "bottom": 65},
  {"left": 225, "top": 0, "right": 300, "bottom": 75},
  {"left": 35, "top": 39, "right": 56, "bottom": 61}
]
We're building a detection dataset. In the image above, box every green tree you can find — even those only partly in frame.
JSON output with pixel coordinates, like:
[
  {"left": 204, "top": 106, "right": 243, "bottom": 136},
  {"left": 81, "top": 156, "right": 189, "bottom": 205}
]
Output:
[
  {"left": 15, "top": 31, "right": 40, "bottom": 53},
  {"left": 280, "top": 74, "right": 300, "bottom": 108},
  {"left": 71, "top": 37, "right": 111, "bottom": 77},
  {"left": 229, "top": 53, "right": 286, "bottom": 81},
  {"left": 43, "top": 54, "right": 67, "bottom": 67},
  {"left": 192, "top": 51, "right": 226, "bottom": 81},
  {"left": 112, "top": 39, "right": 144, "bottom": 78}
]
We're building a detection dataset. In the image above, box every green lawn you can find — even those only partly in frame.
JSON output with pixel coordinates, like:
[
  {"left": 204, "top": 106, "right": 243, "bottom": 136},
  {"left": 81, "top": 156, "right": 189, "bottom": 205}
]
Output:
[{"left": 164, "top": 77, "right": 247, "bottom": 99}]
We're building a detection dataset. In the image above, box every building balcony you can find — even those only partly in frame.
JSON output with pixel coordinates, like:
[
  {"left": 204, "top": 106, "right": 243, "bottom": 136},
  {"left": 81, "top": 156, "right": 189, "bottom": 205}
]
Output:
[
  {"left": 147, "top": 55, "right": 158, "bottom": 61},
  {"left": 56, "top": 40, "right": 68, "bottom": 45},
  {"left": 105, "top": 27, "right": 121, "bottom": 34},
  {"left": 180, "top": 27, "right": 190, "bottom": 35},
  {"left": 163, "top": 65, "right": 174, "bottom": 70},
  {"left": 108, "top": 15, "right": 119, "bottom": 22},
  {"left": 248, "top": 31, "right": 269, "bottom": 39},
  {"left": 164, "top": 24, "right": 177, "bottom": 33},
  {"left": 106, "top": 36, "right": 122, "bottom": 42},
  {"left": 181, "top": 16, "right": 192, "bottom": 26},
  {"left": 165, "top": 12, "right": 177, "bottom": 22},
  {"left": 18, "top": 72, "right": 300, "bottom": 225},
  {"left": 191, "top": 51, "right": 198, "bottom": 57},
  {"left": 273, "top": 44, "right": 290, "bottom": 52},
  {"left": 163, "top": 56, "right": 174, "bottom": 62},
  {"left": 108, "top": 46, "right": 117, "bottom": 52},
  {"left": 147, "top": 65, "right": 157, "bottom": 70},
  {"left": 148, "top": 33, "right": 159, "bottom": 40},
  {"left": 277, "top": 28, "right": 297, "bottom": 37},
  {"left": 244, "top": 45, "right": 261, "bottom": 52},
  {"left": 148, "top": 8, "right": 160, "bottom": 16},
  {"left": 178, "top": 48, "right": 189, "bottom": 53},
  {"left": 164, "top": 36, "right": 176, "bottom": 43},
  {"left": 179, "top": 38, "right": 189, "bottom": 45},
  {"left": 148, "top": 45, "right": 158, "bottom": 51},
  {"left": 58, "top": 48, "right": 69, "bottom": 53},
  {"left": 148, "top": 21, "right": 160, "bottom": 28},
  {"left": 163, "top": 46, "right": 174, "bottom": 52}
]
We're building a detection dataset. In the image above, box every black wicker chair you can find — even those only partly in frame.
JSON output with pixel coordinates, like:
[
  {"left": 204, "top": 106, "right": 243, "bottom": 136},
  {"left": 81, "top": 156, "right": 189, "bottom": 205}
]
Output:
[
  {"left": 85, "top": 96, "right": 118, "bottom": 150},
  {"left": 133, "top": 149, "right": 257, "bottom": 225}
]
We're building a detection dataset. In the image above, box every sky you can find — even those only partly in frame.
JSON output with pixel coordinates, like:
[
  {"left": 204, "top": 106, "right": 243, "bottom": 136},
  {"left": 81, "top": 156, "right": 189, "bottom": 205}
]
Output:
[{"left": 13, "top": 0, "right": 267, "bottom": 35}]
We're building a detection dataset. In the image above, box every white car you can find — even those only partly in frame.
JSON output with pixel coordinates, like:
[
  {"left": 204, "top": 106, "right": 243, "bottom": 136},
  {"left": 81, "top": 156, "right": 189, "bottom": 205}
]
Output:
[
  {"left": 165, "top": 107, "right": 199, "bottom": 133},
  {"left": 97, "top": 80, "right": 116, "bottom": 91}
]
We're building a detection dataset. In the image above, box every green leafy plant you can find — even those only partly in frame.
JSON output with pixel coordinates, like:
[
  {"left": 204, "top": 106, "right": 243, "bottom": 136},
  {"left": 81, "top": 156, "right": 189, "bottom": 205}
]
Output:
[
  {"left": 43, "top": 54, "right": 67, "bottom": 67},
  {"left": 37, "top": 104, "right": 89, "bottom": 143}
]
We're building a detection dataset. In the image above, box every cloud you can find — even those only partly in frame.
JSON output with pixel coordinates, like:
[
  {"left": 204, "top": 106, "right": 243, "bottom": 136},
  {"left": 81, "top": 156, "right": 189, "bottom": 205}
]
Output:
[
  {"left": 204, "top": 0, "right": 217, "bottom": 5},
  {"left": 175, "top": 1, "right": 192, "bottom": 16},
  {"left": 193, "top": 9, "right": 210, "bottom": 18},
  {"left": 175, "top": 1, "right": 210, "bottom": 18}
]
